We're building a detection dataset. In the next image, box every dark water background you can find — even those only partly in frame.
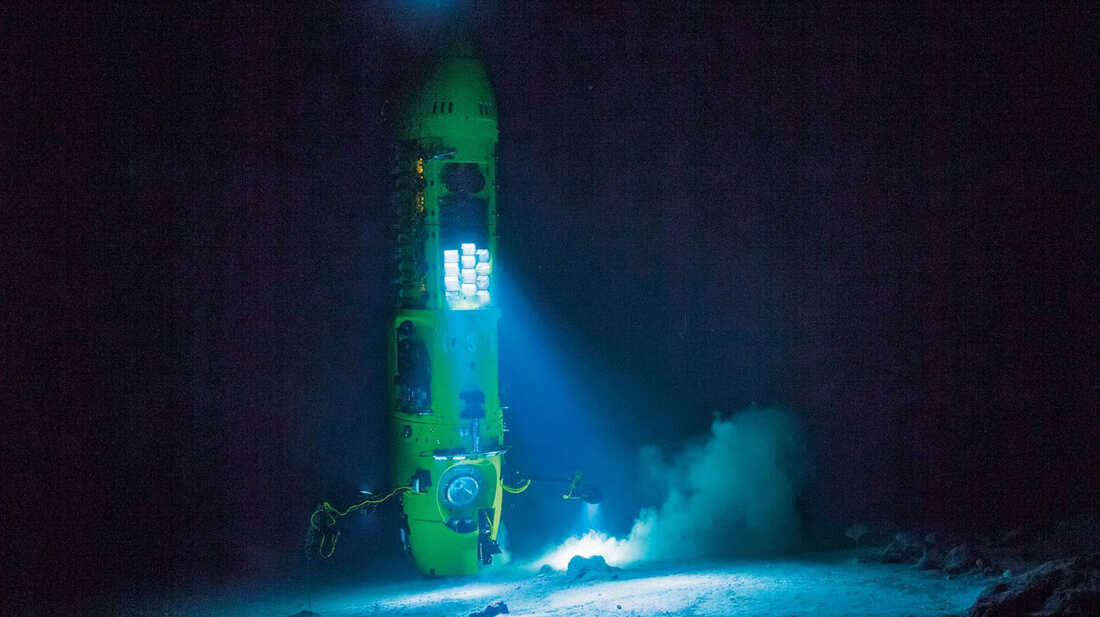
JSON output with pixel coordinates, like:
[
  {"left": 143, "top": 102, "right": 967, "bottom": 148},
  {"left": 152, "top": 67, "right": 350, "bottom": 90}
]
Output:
[{"left": 5, "top": 1, "right": 1096, "bottom": 606}]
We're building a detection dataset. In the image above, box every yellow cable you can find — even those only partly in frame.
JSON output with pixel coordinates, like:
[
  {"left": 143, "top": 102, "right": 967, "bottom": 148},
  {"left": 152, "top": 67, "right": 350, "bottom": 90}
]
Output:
[
  {"left": 323, "top": 486, "right": 411, "bottom": 517},
  {"left": 309, "top": 486, "right": 411, "bottom": 559},
  {"left": 319, "top": 530, "right": 340, "bottom": 559}
]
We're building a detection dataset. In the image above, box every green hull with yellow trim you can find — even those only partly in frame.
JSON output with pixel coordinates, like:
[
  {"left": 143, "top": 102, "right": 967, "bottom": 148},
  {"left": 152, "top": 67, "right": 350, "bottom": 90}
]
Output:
[{"left": 387, "top": 40, "right": 505, "bottom": 577}]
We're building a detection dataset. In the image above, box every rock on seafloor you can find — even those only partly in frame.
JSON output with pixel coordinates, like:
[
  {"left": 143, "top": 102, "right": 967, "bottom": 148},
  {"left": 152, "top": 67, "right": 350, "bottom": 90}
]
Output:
[
  {"left": 916, "top": 545, "right": 945, "bottom": 570},
  {"left": 567, "top": 554, "right": 619, "bottom": 579},
  {"left": 969, "top": 553, "right": 1100, "bottom": 617},
  {"left": 944, "top": 543, "right": 988, "bottom": 575},
  {"left": 468, "top": 600, "right": 509, "bottom": 617},
  {"left": 881, "top": 532, "right": 925, "bottom": 564}
]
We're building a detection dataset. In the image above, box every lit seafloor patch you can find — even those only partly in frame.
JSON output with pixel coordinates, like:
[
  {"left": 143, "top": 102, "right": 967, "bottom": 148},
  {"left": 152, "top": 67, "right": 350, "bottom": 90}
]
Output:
[
  {"left": 537, "top": 529, "right": 642, "bottom": 571},
  {"left": 148, "top": 551, "right": 991, "bottom": 617}
]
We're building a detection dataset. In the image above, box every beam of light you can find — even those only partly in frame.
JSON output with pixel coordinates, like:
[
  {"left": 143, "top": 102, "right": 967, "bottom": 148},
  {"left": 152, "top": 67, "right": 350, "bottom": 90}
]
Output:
[{"left": 583, "top": 502, "right": 600, "bottom": 526}]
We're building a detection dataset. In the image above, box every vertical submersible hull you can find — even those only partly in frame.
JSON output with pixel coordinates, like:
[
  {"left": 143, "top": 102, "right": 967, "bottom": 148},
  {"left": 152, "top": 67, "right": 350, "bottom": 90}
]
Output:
[{"left": 387, "top": 43, "right": 504, "bottom": 576}]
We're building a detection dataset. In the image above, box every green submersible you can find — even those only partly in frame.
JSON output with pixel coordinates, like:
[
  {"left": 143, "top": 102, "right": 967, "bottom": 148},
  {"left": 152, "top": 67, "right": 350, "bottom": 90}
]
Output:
[
  {"left": 386, "top": 39, "right": 507, "bottom": 577},
  {"left": 308, "top": 32, "right": 599, "bottom": 578}
]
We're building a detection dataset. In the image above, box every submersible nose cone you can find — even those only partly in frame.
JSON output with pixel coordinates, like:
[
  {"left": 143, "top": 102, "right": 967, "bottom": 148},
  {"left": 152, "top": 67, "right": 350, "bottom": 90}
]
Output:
[{"left": 396, "top": 27, "right": 497, "bottom": 143}]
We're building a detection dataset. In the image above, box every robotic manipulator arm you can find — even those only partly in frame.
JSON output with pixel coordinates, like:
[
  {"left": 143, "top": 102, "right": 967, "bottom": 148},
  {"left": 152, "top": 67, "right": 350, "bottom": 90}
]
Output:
[{"left": 503, "top": 471, "right": 603, "bottom": 504}]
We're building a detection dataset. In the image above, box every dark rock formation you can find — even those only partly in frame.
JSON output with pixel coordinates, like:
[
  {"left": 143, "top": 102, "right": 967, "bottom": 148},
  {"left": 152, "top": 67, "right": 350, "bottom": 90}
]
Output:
[
  {"left": 944, "top": 543, "right": 988, "bottom": 575},
  {"left": 969, "top": 553, "right": 1100, "bottom": 617},
  {"left": 468, "top": 600, "right": 509, "bottom": 617},
  {"left": 567, "top": 554, "right": 618, "bottom": 579},
  {"left": 916, "top": 544, "right": 946, "bottom": 570},
  {"left": 882, "top": 532, "right": 925, "bottom": 564}
]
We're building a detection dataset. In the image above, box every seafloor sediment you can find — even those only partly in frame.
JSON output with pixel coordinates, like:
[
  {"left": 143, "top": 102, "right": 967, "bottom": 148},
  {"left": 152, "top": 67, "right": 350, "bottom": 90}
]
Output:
[{"left": 139, "top": 550, "right": 990, "bottom": 617}]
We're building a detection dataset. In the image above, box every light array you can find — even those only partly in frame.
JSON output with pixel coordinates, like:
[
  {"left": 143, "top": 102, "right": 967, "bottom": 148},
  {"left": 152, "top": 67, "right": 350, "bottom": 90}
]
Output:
[{"left": 443, "top": 243, "right": 491, "bottom": 309}]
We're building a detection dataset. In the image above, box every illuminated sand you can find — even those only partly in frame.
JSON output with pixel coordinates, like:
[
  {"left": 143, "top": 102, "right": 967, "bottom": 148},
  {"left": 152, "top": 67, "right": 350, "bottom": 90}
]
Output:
[{"left": 151, "top": 551, "right": 992, "bottom": 617}]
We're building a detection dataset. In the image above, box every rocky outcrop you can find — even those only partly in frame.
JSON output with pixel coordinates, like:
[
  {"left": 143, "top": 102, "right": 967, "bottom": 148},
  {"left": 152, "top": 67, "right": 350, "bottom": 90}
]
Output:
[
  {"left": 916, "top": 544, "right": 946, "bottom": 570},
  {"left": 468, "top": 600, "right": 509, "bottom": 617},
  {"left": 969, "top": 553, "right": 1100, "bottom": 617},
  {"left": 881, "top": 532, "right": 925, "bottom": 564},
  {"left": 944, "top": 543, "right": 989, "bottom": 575},
  {"left": 567, "top": 554, "right": 618, "bottom": 579}
]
